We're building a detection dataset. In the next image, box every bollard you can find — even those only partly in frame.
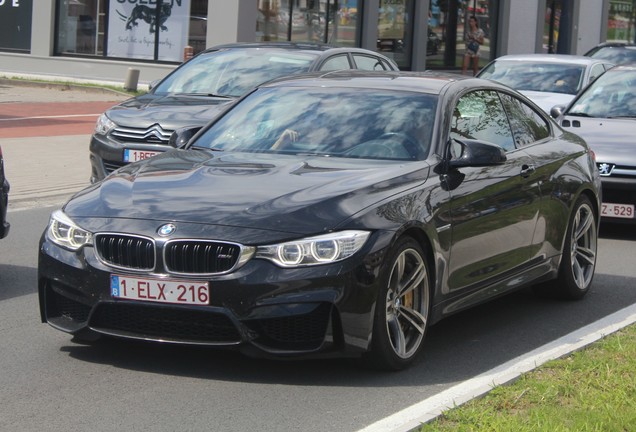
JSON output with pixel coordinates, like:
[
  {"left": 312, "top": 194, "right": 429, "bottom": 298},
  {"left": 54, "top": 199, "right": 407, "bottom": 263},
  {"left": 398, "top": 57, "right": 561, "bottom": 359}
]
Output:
[
  {"left": 184, "top": 45, "right": 194, "bottom": 62},
  {"left": 124, "top": 68, "right": 140, "bottom": 92}
]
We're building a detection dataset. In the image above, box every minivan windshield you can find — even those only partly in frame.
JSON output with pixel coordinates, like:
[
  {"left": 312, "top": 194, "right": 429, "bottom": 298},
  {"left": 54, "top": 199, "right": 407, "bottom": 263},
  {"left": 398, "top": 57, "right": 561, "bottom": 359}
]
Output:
[{"left": 154, "top": 48, "right": 319, "bottom": 97}]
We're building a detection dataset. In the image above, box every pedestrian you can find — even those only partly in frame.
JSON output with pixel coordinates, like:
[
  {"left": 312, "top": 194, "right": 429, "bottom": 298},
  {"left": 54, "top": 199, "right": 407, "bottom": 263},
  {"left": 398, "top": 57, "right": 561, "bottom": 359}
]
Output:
[{"left": 462, "top": 15, "right": 485, "bottom": 76}]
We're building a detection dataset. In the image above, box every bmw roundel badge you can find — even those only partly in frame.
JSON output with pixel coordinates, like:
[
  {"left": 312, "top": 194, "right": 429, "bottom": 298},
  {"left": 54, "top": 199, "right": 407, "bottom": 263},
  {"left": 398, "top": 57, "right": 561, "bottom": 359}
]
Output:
[{"left": 158, "top": 223, "right": 176, "bottom": 237}]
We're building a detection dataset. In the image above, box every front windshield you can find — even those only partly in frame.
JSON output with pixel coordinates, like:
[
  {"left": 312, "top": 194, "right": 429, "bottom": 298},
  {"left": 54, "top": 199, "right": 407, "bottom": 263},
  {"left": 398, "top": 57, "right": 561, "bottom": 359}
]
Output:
[
  {"left": 568, "top": 69, "right": 636, "bottom": 118},
  {"left": 480, "top": 61, "right": 585, "bottom": 95},
  {"left": 589, "top": 46, "right": 636, "bottom": 65},
  {"left": 153, "top": 48, "right": 318, "bottom": 97},
  {"left": 192, "top": 87, "right": 437, "bottom": 161}
]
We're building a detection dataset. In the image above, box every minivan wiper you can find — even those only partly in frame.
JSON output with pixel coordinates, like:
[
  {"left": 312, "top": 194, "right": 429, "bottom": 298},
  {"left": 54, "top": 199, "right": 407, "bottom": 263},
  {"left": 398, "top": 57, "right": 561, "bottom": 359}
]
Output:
[
  {"left": 566, "top": 112, "right": 593, "bottom": 117},
  {"left": 181, "top": 92, "right": 234, "bottom": 99},
  {"left": 606, "top": 115, "right": 636, "bottom": 119}
]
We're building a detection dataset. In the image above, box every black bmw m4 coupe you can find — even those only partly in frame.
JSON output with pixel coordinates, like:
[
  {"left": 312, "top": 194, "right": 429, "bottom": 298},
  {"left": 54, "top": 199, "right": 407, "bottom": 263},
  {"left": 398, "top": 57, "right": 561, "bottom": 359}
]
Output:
[{"left": 39, "top": 71, "right": 601, "bottom": 370}]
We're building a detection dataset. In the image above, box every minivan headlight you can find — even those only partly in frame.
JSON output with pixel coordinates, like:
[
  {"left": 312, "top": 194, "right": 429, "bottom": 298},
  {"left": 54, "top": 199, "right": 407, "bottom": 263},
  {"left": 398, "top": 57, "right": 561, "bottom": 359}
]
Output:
[
  {"left": 47, "top": 210, "right": 93, "bottom": 250},
  {"left": 255, "top": 230, "right": 370, "bottom": 267},
  {"left": 94, "top": 113, "right": 116, "bottom": 135}
]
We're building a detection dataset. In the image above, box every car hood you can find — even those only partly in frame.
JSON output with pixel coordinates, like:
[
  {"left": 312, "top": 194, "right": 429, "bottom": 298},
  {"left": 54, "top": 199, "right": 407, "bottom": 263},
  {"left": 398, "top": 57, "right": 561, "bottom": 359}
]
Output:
[
  {"left": 106, "top": 93, "right": 234, "bottom": 129},
  {"left": 65, "top": 150, "right": 430, "bottom": 234},
  {"left": 519, "top": 91, "right": 575, "bottom": 113},
  {"left": 560, "top": 116, "right": 636, "bottom": 165}
]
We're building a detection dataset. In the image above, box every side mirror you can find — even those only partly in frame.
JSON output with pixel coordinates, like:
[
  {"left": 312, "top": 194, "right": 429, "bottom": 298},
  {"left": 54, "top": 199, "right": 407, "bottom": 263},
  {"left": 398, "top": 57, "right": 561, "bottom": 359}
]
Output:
[
  {"left": 448, "top": 139, "right": 506, "bottom": 168},
  {"left": 550, "top": 105, "right": 565, "bottom": 119},
  {"left": 169, "top": 126, "right": 202, "bottom": 149}
]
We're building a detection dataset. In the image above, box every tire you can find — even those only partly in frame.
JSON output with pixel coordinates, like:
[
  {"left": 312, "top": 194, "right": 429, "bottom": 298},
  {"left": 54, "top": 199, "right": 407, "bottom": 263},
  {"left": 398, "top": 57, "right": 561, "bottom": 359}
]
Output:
[
  {"left": 534, "top": 195, "right": 598, "bottom": 300},
  {"left": 364, "top": 237, "right": 431, "bottom": 371}
]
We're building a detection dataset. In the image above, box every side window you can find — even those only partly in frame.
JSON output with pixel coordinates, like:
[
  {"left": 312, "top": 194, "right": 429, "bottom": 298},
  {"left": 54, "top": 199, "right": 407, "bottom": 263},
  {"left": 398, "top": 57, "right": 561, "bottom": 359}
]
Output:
[
  {"left": 500, "top": 93, "right": 550, "bottom": 147},
  {"left": 353, "top": 54, "right": 387, "bottom": 71},
  {"left": 450, "top": 90, "right": 515, "bottom": 152},
  {"left": 589, "top": 64, "right": 606, "bottom": 83},
  {"left": 319, "top": 55, "right": 352, "bottom": 71}
]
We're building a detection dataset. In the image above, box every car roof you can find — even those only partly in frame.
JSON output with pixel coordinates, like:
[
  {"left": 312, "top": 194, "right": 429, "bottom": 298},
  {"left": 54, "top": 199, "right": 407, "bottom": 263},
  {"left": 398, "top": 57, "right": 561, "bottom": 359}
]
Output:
[
  {"left": 199, "top": 42, "right": 399, "bottom": 68},
  {"left": 203, "top": 42, "right": 341, "bottom": 54},
  {"left": 259, "top": 70, "right": 502, "bottom": 95},
  {"left": 490, "top": 54, "right": 607, "bottom": 65}
]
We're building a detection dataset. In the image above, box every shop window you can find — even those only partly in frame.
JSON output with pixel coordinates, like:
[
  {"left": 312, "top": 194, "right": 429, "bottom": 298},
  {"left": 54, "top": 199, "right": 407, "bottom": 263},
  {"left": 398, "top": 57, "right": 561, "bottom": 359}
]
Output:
[
  {"left": 607, "top": 0, "right": 635, "bottom": 43},
  {"left": 257, "top": 0, "right": 359, "bottom": 47},
  {"left": 377, "top": 0, "right": 414, "bottom": 70},
  {"left": 426, "top": 0, "right": 497, "bottom": 71},
  {"left": 55, "top": 0, "right": 208, "bottom": 62}
]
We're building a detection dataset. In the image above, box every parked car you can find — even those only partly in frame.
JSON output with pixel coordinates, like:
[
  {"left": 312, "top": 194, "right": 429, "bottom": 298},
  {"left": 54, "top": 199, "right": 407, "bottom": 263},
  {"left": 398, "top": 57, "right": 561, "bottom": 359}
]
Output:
[
  {"left": 551, "top": 65, "right": 636, "bottom": 223},
  {"left": 477, "top": 54, "right": 614, "bottom": 113},
  {"left": 0, "top": 145, "right": 9, "bottom": 239},
  {"left": 40, "top": 71, "right": 601, "bottom": 370},
  {"left": 585, "top": 42, "right": 636, "bottom": 65},
  {"left": 89, "top": 42, "right": 399, "bottom": 183}
]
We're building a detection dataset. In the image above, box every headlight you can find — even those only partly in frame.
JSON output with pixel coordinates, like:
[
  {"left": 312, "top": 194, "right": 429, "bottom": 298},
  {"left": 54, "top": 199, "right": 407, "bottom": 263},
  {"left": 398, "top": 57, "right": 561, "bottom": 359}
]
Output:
[
  {"left": 94, "top": 113, "right": 116, "bottom": 135},
  {"left": 47, "top": 210, "right": 93, "bottom": 250},
  {"left": 255, "top": 230, "right": 370, "bottom": 267}
]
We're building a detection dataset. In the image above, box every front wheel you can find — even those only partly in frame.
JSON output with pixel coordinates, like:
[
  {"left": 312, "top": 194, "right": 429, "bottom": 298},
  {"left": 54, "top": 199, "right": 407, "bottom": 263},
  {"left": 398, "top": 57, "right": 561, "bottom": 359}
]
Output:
[
  {"left": 534, "top": 195, "right": 598, "bottom": 299},
  {"left": 364, "top": 237, "right": 431, "bottom": 371}
]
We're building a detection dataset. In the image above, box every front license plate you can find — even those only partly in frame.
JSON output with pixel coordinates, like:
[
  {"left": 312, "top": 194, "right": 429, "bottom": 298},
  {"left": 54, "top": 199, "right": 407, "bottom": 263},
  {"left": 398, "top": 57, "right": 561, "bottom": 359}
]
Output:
[
  {"left": 601, "top": 202, "right": 635, "bottom": 219},
  {"left": 110, "top": 275, "right": 210, "bottom": 305},
  {"left": 124, "top": 149, "right": 162, "bottom": 162}
]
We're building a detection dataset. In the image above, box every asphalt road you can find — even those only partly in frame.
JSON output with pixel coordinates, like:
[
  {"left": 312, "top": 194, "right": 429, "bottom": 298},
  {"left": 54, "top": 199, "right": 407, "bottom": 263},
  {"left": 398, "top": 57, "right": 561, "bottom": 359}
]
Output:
[{"left": 1, "top": 82, "right": 635, "bottom": 431}]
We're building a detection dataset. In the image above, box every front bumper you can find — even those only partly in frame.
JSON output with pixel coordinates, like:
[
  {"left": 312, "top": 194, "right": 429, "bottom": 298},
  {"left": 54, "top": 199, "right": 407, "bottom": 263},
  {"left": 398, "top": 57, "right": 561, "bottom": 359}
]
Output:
[{"left": 38, "top": 230, "right": 390, "bottom": 358}]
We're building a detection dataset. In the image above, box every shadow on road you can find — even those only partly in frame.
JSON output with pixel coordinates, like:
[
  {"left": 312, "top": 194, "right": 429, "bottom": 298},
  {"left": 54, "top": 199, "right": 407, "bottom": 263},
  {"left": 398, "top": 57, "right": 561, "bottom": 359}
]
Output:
[{"left": 59, "top": 271, "right": 636, "bottom": 388}]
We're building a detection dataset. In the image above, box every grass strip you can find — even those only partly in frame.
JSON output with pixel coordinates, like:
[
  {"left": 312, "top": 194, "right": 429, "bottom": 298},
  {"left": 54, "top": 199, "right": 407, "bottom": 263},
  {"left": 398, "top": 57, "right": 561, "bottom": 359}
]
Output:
[{"left": 419, "top": 324, "right": 636, "bottom": 431}]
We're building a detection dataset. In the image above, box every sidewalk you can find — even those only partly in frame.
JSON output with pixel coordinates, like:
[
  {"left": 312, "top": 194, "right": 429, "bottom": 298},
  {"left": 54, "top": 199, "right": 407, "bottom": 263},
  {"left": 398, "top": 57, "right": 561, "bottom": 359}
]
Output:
[{"left": 0, "top": 80, "right": 129, "bottom": 210}]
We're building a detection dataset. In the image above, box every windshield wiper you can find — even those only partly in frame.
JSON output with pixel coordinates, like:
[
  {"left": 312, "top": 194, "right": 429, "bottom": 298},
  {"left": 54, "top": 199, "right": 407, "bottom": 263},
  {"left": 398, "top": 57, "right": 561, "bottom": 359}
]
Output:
[
  {"left": 181, "top": 92, "right": 234, "bottom": 99},
  {"left": 566, "top": 112, "right": 594, "bottom": 117},
  {"left": 606, "top": 115, "right": 636, "bottom": 119},
  {"left": 191, "top": 146, "right": 225, "bottom": 152}
]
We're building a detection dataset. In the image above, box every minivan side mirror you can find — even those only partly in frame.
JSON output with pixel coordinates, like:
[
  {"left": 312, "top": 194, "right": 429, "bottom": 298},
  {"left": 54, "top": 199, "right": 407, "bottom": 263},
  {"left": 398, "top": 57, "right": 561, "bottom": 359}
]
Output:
[{"left": 169, "top": 126, "right": 203, "bottom": 149}]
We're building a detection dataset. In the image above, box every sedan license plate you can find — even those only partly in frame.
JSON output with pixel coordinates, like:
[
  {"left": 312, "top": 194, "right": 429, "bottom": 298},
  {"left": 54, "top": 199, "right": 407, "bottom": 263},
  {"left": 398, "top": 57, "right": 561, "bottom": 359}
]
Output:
[
  {"left": 110, "top": 275, "right": 209, "bottom": 305},
  {"left": 601, "top": 202, "right": 635, "bottom": 219},
  {"left": 124, "top": 149, "right": 162, "bottom": 162}
]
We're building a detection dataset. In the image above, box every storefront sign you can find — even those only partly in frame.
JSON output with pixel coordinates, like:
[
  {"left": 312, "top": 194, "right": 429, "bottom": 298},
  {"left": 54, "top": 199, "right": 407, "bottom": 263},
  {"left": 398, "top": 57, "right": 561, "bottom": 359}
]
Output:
[{"left": 107, "top": 0, "right": 190, "bottom": 61}]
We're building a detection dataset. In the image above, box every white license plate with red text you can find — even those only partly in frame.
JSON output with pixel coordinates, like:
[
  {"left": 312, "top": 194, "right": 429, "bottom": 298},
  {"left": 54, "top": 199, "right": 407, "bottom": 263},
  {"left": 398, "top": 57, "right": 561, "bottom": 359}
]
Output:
[
  {"left": 124, "top": 149, "right": 162, "bottom": 162},
  {"left": 601, "top": 202, "right": 635, "bottom": 219},
  {"left": 110, "top": 275, "right": 209, "bottom": 305}
]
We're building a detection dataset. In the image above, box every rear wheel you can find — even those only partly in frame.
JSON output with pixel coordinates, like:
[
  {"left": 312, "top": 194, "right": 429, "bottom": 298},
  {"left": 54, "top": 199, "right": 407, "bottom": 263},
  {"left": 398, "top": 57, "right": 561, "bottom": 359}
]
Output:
[
  {"left": 534, "top": 195, "right": 597, "bottom": 299},
  {"left": 364, "top": 237, "right": 431, "bottom": 371}
]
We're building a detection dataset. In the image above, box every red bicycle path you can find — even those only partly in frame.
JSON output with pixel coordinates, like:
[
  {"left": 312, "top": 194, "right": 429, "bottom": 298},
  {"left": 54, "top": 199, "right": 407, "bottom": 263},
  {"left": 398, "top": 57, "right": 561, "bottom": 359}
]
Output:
[{"left": 0, "top": 101, "right": 120, "bottom": 138}]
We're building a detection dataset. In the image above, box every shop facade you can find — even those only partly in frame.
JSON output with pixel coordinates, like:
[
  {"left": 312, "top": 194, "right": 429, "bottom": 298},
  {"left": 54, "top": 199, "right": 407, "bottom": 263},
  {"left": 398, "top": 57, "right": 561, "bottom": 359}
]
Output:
[{"left": 0, "top": 1, "right": 633, "bottom": 85}]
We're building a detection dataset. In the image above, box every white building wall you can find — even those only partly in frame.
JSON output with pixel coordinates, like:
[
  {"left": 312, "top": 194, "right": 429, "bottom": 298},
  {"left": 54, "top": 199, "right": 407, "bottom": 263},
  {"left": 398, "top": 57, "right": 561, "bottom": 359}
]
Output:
[
  {"left": 503, "top": 0, "right": 541, "bottom": 55},
  {"left": 207, "top": 0, "right": 256, "bottom": 47},
  {"left": 573, "top": 0, "right": 605, "bottom": 54}
]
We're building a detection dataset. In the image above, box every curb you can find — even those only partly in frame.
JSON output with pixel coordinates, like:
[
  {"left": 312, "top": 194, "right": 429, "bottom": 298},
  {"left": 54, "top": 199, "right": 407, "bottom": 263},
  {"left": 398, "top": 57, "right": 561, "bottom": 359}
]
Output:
[
  {"left": 357, "top": 303, "right": 636, "bottom": 432},
  {"left": 0, "top": 77, "right": 134, "bottom": 98}
]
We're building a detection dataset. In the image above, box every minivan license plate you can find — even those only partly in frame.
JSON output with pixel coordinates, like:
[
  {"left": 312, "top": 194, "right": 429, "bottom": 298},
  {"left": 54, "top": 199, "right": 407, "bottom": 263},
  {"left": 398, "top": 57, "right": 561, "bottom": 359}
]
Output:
[
  {"left": 110, "top": 275, "right": 209, "bottom": 305},
  {"left": 124, "top": 149, "right": 161, "bottom": 162}
]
